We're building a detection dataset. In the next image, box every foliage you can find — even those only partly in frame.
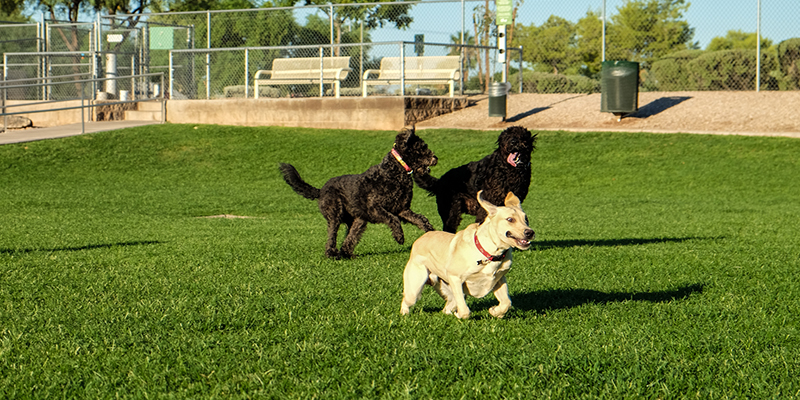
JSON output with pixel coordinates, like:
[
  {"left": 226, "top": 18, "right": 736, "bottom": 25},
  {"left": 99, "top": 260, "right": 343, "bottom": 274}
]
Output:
[
  {"left": 774, "top": 38, "right": 800, "bottom": 90},
  {"left": 301, "top": 0, "right": 416, "bottom": 47},
  {"left": 575, "top": 9, "right": 603, "bottom": 78},
  {"left": 514, "top": 70, "right": 599, "bottom": 94},
  {"left": 686, "top": 48, "right": 778, "bottom": 91},
  {"left": 647, "top": 49, "right": 704, "bottom": 91},
  {"left": 515, "top": 15, "right": 577, "bottom": 75},
  {"left": 1, "top": 126, "right": 799, "bottom": 397},
  {"left": 606, "top": 0, "right": 695, "bottom": 66},
  {"left": 707, "top": 29, "right": 773, "bottom": 51}
]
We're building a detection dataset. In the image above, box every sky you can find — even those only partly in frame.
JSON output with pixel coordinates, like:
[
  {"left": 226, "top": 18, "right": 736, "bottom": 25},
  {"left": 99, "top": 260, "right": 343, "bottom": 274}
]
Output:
[{"left": 379, "top": 0, "right": 800, "bottom": 50}]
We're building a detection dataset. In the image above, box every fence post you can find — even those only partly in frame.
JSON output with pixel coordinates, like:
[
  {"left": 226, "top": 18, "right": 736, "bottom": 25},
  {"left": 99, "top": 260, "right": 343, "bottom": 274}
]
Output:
[
  {"left": 400, "top": 43, "right": 405, "bottom": 97},
  {"left": 169, "top": 51, "right": 173, "bottom": 99},
  {"left": 319, "top": 47, "right": 324, "bottom": 98},
  {"left": 518, "top": 46, "right": 523, "bottom": 94},
  {"left": 207, "top": 11, "right": 211, "bottom": 100},
  {"left": 756, "top": 0, "right": 761, "bottom": 92},
  {"left": 245, "top": 48, "right": 249, "bottom": 99}
]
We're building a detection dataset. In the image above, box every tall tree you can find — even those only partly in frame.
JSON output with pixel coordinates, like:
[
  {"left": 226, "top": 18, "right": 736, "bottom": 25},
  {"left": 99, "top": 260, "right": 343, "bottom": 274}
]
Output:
[
  {"left": 449, "top": 30, "right": 477, "bottom": 86},
  {"left": 301, "top": 0, "right": 415, "bottom": 53},
  {"left": 575, "top": 9, "right": 602, "bottom": 77},
  {"left": 606, "top": 0, "right": 696, "bottom": 65},
  {"left": 707, "top": 30, "right": 772, "bottom": 51},
  {"left": 514, "top": 15, "right": 577, "bottom": 75}
]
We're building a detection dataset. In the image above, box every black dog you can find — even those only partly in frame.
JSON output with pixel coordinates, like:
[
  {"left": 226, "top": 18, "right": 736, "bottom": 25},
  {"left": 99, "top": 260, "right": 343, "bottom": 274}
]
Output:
[
  {"left": 279, "top": 127, "right": 438, "bottom": 259},
  {"left": 414, "top": 126, "right": 536, "bottom": 233}
]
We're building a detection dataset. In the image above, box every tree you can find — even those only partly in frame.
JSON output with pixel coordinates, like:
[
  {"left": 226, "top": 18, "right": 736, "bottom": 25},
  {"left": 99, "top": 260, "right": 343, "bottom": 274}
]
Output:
[
  {"left": 575, "top": 9, "right": 603, "bottom": 77},
  {"left": 606, "top": 0, "right": 696, "bottom": 65},
  {"left": 301, "top": 0, "right": 416, "bottom": 53},
  {"left": 514, "top": 15, "right": 577, "bottom": 75},
  {"left": 707, "top": 30, "right": 773, "bottom": 51},
  {"left": 449, "top": 30, "right": 478, "bottom": 86}
]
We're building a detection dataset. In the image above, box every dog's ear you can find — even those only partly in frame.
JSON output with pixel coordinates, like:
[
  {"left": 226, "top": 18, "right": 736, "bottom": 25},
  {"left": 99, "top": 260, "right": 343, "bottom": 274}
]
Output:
[
  {"left": 395, "top": 126, "right": 416, "bottom": 148},
  {"left": 504, "top": 191, "right": 521, "bottom": 208},
  {"left": 477, "top": 190, "right": 498, "bottom": 217}
]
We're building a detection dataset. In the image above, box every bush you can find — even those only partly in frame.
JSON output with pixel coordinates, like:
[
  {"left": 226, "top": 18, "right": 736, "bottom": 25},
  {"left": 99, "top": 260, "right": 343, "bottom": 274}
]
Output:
[
  {"left": 776, "top": 38, "right": 800, "bottom": 90},
  {"left": 513, "top": 71, "right": 600, "bottom": 94},
  {"left": 648, "top": 49, "right": 705, "bottom": 91},
  {"left": 687, "top": 49, "right": 778, "bottom": 90}
]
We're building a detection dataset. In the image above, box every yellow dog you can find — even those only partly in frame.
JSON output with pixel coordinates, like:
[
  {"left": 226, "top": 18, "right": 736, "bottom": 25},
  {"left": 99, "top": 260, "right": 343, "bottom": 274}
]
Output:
[{"left": 401, "top": 191, "right": 535, "bottom": 319}]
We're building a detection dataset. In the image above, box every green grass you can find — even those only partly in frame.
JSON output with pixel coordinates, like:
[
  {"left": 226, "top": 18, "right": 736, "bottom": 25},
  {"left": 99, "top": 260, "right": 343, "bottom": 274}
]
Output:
[{"left": 1, "top": 124, "right": 799, "bottom": 398}]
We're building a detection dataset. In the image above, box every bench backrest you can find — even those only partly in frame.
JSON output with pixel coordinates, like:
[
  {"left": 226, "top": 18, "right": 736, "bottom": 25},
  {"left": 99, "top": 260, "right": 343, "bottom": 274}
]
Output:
[
  {"left": 377, "top": 56, "right": 460, "bottom": 79},
  {"left": 270, "top": 56, "right": 351, "bottom": 80}
]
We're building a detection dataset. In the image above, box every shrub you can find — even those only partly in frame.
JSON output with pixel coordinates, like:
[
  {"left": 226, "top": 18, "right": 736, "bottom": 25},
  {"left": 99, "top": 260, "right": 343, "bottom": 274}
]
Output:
[
  {"left": 648, "top": 49, "right": 705, "bottom": 91},
  {"left": 687, "top": 49, "right": 778, "bottom": 90},
  {"left": 776, "top": 38, "right": 800, "bottom": 90},
  {"left": 513, "top": 71, "right": 600, "bottom": 94}
]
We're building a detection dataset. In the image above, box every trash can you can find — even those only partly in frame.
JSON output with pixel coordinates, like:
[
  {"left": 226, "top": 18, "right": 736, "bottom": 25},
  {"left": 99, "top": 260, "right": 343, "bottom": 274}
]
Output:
[
  {"left": 488, "top": 82, "right": 511, "bottom": 118},
  {"left": 601, "top": 61, "right": 639, "bottom": 117}
]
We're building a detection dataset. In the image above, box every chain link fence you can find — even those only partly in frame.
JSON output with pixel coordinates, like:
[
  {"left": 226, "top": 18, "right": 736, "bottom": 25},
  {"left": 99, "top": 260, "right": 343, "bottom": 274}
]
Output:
[
  {"left": 3, "top": 0, "right": 799, "bottom": 99},
  {"left": 168, "top": 41, "right": 520, "bottom": 99}
]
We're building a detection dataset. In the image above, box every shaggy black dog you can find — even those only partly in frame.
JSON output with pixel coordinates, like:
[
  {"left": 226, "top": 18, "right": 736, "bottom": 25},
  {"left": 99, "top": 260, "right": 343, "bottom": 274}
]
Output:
[
  {"left": 414, "top": 126, "right": 537, "bottom": 233},
  {"left": 279, "top": 127, "right": 438, "bottom": 259}
]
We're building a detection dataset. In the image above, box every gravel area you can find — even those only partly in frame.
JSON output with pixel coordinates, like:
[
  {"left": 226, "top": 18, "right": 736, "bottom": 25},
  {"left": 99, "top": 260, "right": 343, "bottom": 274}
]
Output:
[{"left": 416, "top": 91, "right": 800, "bottom": 138}]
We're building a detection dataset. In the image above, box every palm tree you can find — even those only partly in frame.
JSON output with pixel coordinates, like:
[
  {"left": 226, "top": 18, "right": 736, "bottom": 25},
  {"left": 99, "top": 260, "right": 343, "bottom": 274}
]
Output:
[{"left": 449, "top": 31, "right": 479, "bottom": 86}]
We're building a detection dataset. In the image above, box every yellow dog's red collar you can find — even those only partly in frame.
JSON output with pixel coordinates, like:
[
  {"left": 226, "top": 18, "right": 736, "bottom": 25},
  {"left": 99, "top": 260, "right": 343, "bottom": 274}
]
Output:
[{"left": 474, "top": 232, "right": 507, "bottom": 265}]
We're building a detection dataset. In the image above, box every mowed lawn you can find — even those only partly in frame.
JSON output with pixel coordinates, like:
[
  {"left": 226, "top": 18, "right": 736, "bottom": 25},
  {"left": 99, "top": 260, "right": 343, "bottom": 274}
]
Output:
[{"left": 1, "top": 124, "right": 798, "bottom": 398}]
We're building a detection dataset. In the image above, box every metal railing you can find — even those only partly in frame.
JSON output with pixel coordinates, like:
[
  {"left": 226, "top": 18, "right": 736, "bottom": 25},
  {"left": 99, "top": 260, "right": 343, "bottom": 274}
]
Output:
[
  {"left": 1, "top": 72, "right": 165, "bottom": 133},
  {"left": 168, "top": 41, "right": 522, "bottom": 99}
]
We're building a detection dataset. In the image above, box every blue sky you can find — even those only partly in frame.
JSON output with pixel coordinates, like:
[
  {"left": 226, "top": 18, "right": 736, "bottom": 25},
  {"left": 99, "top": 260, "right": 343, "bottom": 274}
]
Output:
[{"left": 386, "top": 0, "right": 799, "bottom": 49}]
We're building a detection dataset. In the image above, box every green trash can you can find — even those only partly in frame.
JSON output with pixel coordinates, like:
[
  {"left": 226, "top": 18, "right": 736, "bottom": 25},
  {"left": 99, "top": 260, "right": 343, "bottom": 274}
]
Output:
[
  {"left": 488, "top": 82, "right": 511, "bottom": 118},
  {"left": 601, "top": 61, "right": 639, "bottom": 118}
]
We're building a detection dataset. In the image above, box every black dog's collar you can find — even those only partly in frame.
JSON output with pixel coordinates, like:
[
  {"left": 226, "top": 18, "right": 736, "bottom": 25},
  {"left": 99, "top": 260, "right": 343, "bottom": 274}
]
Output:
[
  {"left": 474, "top": 232, "right": 507, "bottom": 265},
  {"left": 391, "top": 147, "right": 413, "bottom": 174}
]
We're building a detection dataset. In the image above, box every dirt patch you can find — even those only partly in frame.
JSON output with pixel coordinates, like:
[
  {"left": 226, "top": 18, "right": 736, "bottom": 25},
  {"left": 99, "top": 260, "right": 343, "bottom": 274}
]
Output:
[{"left": 416, "top": 91, "right": 800, "bottom": 138}]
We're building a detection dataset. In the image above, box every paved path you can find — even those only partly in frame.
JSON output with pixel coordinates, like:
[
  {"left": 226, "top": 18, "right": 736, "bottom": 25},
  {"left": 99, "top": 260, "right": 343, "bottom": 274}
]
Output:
[{"left": 0, "top": 120, "right": 161, "bottom": 145}]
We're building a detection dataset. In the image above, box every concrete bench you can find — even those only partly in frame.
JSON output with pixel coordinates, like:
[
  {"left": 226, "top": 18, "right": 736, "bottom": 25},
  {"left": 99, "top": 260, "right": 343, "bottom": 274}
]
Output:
[
  {"left": 254, "top": 57, "right": 352, "bottom": 98},
  {"left": 362, "top": 55, "right": 461, "bottom": 97}
]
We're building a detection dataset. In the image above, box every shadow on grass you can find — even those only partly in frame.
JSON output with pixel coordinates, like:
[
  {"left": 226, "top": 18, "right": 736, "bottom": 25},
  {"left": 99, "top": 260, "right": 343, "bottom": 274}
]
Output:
[
  {"left": 0, "top": 240, "right": 163, "bottom": 255},
  {"left": 533, "top": 236, "right": 721, "bottom": 250}
]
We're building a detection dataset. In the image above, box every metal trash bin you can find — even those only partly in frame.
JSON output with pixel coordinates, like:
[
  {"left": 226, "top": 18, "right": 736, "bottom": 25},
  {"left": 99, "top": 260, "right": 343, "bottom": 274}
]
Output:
[
  {"left": 601, "top": 61, "right": 639, "bottom": 119},
  {"left": 488, "top": 82, "right": 511, "bottom": 118}
]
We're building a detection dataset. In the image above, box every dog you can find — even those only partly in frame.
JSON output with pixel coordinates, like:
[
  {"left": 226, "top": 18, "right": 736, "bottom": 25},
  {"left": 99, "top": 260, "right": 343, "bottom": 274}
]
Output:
[
  {"left": 279, "top": 127, "right": 438, "bottom": 259},
  {"left": 400, "top": 191, "right": 534, "bottom": 319},
  {"left": 414, "top": 126, "right": 536, "bottom": 233}
]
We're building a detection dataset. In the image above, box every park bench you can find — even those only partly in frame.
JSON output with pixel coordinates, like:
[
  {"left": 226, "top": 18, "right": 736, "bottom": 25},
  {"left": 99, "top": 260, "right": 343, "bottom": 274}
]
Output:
[
  {"left": 361, "top": 55, "right": 461, "bottom": 97},
  {"left": 254, "top": 56, "right": 352, "bottom": 98}
]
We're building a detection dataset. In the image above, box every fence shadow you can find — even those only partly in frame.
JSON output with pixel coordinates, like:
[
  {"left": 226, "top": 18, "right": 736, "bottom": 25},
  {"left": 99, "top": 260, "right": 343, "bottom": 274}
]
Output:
[
  {"left": 505, "top": 107, "right": 551, "bottom": 122},
  {"left": 0, "top": 240, "right": 163, "bottom": 255},
  {"left": 505, "top": 94, "right": 588, "bottom": 122},
  {"left": 628, "top": 96, "right": 692, "bottom": 119}
]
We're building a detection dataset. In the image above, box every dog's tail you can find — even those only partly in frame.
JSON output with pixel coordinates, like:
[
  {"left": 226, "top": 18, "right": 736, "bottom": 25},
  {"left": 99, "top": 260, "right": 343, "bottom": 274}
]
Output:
[
  {"left": 413, "top": 173, "right": 440, "bottom": 195},
  {"left": 279, "top": 163, "right": 321, "bottom": 200}
]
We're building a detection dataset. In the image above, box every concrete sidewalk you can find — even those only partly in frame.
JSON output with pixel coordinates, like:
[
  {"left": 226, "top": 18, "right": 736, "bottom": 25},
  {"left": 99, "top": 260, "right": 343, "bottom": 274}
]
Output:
[{"left": 0, "top": 120, "right": 161, "bottom": 145}]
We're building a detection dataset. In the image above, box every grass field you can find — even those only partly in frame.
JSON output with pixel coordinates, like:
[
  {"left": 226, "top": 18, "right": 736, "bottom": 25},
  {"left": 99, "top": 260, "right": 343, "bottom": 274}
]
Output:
[{"left": 1, "top": 124, "right": 799, "bottom": 398}]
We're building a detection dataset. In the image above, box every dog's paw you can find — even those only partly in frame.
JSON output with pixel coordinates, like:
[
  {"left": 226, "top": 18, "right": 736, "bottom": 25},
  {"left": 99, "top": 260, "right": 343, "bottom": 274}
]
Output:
[
  {"left": 325, "top": 248, "right": 341, "bottom": 259},
  {"left": 489, "top": 306, "right": 508, "bottom": 319},
  {"left": 455, "top": 310, "right": 471, "bottom": 320},
  {"left": 392, "top": 233, "right": 405, "bottom": 245},
  {"left": 422, "top": 222, "right": 434, "bottom": 232}
]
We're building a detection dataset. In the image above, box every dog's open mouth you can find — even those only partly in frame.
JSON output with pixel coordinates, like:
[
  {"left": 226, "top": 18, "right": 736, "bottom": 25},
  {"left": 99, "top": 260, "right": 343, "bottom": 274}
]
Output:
[
  {"left": 506, "top": 152, "right": 520, "bottom": 167},
  {"left": 507, "top": 232, "right": 531, "bottom": 250}
]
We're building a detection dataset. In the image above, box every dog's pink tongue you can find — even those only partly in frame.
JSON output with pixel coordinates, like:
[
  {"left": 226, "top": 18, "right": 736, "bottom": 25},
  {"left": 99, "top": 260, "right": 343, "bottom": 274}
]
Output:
[{"left": 507, "top": 152, "right": 519, "bottom": 167}]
